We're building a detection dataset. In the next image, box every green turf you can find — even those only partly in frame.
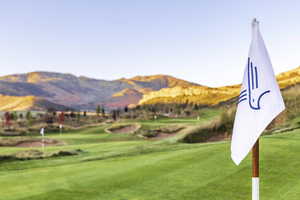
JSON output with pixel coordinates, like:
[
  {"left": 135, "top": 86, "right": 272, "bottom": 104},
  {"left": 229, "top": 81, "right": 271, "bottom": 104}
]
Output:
[{"left": 0, "top": 117, "right": 300, "bottom": 199}]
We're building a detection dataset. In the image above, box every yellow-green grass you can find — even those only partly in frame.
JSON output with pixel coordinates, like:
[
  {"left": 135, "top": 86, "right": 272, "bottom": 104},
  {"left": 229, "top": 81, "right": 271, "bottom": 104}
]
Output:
[{"left": 0, "top": 124, "right": 299, "bottom": 199}]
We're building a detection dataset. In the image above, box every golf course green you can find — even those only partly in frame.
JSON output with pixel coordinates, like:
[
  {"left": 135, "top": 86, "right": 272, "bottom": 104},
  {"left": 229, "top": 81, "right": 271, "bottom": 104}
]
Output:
[{"left": 0, "top": 116, "right": 299, "bottom": 200}]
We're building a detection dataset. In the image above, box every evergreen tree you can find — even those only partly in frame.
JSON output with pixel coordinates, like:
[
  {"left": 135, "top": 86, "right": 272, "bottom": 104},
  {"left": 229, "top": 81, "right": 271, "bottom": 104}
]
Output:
[
  {"left": 96, "top": 105, "right": 101, "bottom": 116},
  {"left": 11, "top": 111, "right": 18, "bottom": 120},
  {"left": 112, "top": 110, "right": 117, "bottom": 121},
  {"left": 19, "top": 113, "right": 24, "bottom": 119},
  {"left": 76, "top": 112, "right": 81, "bottom": 122},
  {"left": 25, "top": 111, "right": 32, "bottom": 120},
  {"left": 101, "top": 108, "right": 105, "bottom": 116},
  {"left": 70, "top": 111, "right": 76, "bottom": 118}
]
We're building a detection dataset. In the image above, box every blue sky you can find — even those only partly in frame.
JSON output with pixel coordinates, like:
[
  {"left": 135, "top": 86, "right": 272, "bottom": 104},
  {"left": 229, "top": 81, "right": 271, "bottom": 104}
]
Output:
[{"left": 0, "top": 0, "right": 299, "bottom": 86}]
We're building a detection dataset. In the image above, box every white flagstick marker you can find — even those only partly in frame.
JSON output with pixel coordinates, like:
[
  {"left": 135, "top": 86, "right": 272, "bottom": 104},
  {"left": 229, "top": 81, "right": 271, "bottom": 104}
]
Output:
[
  {"left": 59, "top": 124, "right": 63, "bottom": 135},
  {"left": 252, "top": 140, "right": 259, "bottom": 200},
  {"left": 231, "top": 19, "right": 285, "bottom": 200},
  {"left": 252, "top": 177, "right": 259, "bottom": 200},
  {"left": 40, "top": 127, "right": 45, "bottom": 151}
]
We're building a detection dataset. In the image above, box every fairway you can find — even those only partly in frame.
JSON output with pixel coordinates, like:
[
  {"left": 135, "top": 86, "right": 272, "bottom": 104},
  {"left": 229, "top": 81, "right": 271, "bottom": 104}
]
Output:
[{"left": 0, "top": 119, "right": 300, "bottom": 200}]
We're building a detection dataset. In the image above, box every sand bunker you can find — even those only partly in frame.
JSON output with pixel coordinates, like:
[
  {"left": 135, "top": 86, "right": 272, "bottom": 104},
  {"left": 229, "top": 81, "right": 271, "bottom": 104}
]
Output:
[
  {"left": 1, "top": 130, "right": 26, "bottom": 136},
  {"left": 106, "top": 123, "right": 141, "bottom": 134},
  {"left": 0, "top": 149, "right": 83, "bottom": 162},
  {"left": 0, "top": 138, "right": 65, "bottom": 148},
  {"left": 16, "top": 139, "right": 65, "bottom": 147}
]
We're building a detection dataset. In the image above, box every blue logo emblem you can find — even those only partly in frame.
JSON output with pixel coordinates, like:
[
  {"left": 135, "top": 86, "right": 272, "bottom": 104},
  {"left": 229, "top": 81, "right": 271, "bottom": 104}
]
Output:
[{"left": 237, "top": 58, "right": 270, "bottom": 110}]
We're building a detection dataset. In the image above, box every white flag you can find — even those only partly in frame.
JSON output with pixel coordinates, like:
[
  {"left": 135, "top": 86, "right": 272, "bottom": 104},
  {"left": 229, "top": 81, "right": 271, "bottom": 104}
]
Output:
[
  {"left": 231, "top": 19, "right": 285, "bottom": 165},
  {"left": 40, "top": 127, "right": 45, "bottom": 136}
]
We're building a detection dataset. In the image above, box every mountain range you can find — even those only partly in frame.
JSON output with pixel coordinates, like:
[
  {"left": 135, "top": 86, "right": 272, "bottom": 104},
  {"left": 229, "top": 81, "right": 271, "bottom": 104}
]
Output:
[{"left": 0, "top": 66, "right": 299, "bottom": 111}]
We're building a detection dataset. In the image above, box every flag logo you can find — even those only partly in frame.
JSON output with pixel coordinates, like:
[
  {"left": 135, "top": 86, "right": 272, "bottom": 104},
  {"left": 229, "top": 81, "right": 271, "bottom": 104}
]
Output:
[{"left": 237, "top": 57, "right": 270, "bottom": 110}]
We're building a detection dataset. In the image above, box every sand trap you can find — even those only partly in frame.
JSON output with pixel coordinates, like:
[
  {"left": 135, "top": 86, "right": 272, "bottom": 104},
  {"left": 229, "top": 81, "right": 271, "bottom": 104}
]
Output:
[
  {"left": 112, "top": 125, "right": 136, "bottom": 133},
  {"left": 0, "top": 149, "right": 83, "bottom": 162},
  {"left": 0, "top": 138, "right": 65, "bottom": 148},
  {"left": 16, "top": 139, "right": 64, "bottom": 147},
  {"left": 106, "top": 123, "right": 141, "bottom": 134}
]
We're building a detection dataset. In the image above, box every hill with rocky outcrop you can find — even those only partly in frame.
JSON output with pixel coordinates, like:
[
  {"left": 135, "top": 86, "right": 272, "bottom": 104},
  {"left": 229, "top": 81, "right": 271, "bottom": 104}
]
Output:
[
  {"left": 138, "top": 67, "right": 300, "bottom": 106},
  {"left": 0, "top": 72, "right": 198, "bottom": 111}
]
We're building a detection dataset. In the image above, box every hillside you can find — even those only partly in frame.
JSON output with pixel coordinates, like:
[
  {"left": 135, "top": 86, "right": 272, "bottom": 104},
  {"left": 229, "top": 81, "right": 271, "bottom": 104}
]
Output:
[
  {"left": 0, "top": 95, "right": 69, "bottom": 111},
  {"left": 139, "top": 67, "right": 300, "bottom": 105},
  {"left": 0, "top": 72, "right": 131, "bottom": 109},
  {"left": 139, "top": 85, "right": 240, "bottom": 105},
  {"left": 0, "top": 72, "right": 198, "bottom": 110},
  {"left": 119, "top": 74, "right": 200, "bottom": 89},
  {"left": 0, "top": 66, "right": 299, "bottom": 111}
]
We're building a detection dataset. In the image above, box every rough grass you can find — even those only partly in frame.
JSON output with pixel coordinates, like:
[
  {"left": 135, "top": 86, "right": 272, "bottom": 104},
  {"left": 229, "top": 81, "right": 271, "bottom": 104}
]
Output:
[
  {"left": 138, "top": 124, "right": 186, "bottom": 138},
  {"left": 180, "top": 109, "right": 234, "bottom": 143}
]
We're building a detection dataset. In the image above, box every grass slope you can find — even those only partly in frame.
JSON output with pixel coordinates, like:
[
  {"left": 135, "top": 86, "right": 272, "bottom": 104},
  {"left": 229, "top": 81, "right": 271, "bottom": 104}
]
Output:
[{"left": 0, "top": 118, "right": 299, "bottom": 200}]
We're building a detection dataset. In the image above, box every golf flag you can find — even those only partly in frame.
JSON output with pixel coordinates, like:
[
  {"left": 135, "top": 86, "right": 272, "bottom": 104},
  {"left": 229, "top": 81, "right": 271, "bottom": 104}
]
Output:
[
  {"left": 231, "top": 19, "right": 285, "bottom": 165},
  {"left": 40, "top": 127, "right": 45, "bottom": 136}
]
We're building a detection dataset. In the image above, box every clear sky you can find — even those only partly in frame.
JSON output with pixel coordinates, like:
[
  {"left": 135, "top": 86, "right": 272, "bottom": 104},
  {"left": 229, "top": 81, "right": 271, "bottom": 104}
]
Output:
[{"left": 0, "top": 0, "right": 299, "bottom": 87}]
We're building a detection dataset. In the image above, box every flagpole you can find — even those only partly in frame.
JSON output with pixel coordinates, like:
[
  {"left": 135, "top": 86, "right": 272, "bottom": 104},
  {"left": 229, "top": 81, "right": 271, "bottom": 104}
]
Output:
[
  {"left": 252, "top": 139, "right": 259, "bottom": 200},
  {"left": 231, "top": 18, "right": 285, "bottom": 200},
  {"left": 42, "top": 134, "right": 45, "bottom": 152}
]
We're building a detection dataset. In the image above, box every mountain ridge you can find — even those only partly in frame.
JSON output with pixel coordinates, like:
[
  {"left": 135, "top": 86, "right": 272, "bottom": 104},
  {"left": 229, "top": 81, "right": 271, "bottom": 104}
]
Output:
[
  {"left": 0, "top": 66, "right": 299, "bottom": 111},
  {"left": 0, "top": 72, "right": 198, "bottom": 111},
  {"left": 139, "top": 66, "right": 300, "bottom": 105}
]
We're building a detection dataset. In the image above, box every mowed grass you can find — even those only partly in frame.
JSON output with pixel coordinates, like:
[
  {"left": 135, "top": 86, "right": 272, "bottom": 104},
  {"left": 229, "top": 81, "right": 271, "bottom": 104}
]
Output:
[{"left": 0, "top": 116, "right": 300, "bottom": 199}]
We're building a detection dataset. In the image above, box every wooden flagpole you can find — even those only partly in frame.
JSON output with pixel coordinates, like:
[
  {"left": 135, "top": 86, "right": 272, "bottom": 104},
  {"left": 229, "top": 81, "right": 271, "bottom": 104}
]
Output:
[{"left": 252, "top": 139, "right": 259, "bottom": 200}]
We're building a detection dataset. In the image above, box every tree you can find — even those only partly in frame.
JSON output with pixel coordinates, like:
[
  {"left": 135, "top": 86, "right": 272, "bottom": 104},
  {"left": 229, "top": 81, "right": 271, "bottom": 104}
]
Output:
[
  {"left": 4, "top": 112, "right": 11, "bottom": 127},
  {"left": 19, "top": 113, "right": 24, "bottom": 119},
  {"left": 193, "top": 104, "right": 199, "bottom": 110},
  {"left": 11, "top": 112, "right": 18, "bottom": 121},
  {"left": 70, "top": 111, "right": 76, "bottom": 118},
  {"left": 116, "top": 109, "right": 120, "bottom": 118},
  {"left": 76, "top": 112, "right": 81, "bottom": 123},
  {"left": 101, "top": 108, "right": 105, "bottom": 117},
  {"left": 96, "top": 105, "right": 101, "bottom": 117},
  {"left": 25, "top": 111, "right": 32, "bottom": 120},
  {"left": 58, "top": 112, "right": 65, "bottom": 124},
  {"left": 112, "top": 110, "right": 117, "bottom": 121}
]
